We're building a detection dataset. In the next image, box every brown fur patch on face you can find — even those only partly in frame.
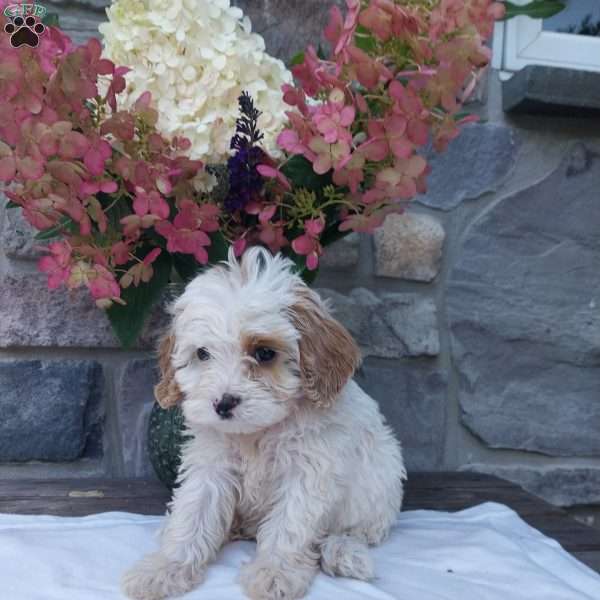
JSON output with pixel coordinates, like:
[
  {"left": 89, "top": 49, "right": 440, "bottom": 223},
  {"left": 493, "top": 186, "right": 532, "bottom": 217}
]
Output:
[
  {"left": 154, "top": 332, "right": 183, "bottom": 408},
  {"left": 241, "top": 333, "right": 299, "bottom": 398},
  {"left": 289, "top": 288, "right": 361, "bottom": 409},
  {"left": 242, "top": 334, "right": 289, "bottom": 361}
]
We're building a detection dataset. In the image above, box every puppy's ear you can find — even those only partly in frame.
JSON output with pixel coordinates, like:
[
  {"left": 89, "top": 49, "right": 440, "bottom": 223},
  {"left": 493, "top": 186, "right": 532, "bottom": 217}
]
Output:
[
  {"left": 154, "top": 332, "right": 183, "bottom": 409},
  {"left": 290, "top": 288, "right": 361, "bottom": 408}
]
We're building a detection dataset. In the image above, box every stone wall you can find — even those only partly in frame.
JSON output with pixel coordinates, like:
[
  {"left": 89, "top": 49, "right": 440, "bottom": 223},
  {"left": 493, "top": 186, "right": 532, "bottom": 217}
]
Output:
[{"left": 1, "top": 0, "right": 599, "bottom": 527}]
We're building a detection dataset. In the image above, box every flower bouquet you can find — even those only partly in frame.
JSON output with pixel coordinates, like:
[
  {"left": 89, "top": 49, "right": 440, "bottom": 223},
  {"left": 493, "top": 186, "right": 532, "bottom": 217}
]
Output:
[{"left": 0, "top": 0, "right": 520, "bottom": 348}]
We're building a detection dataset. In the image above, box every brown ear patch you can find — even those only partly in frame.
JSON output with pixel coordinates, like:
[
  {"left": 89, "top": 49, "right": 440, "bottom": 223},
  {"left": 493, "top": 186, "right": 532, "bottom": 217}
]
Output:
[
  {"left": 154, "top": 332, "right": 183, "bottom": 409},
  {"left": 290, "top": 289, "right": 361, "bottom": 409}
]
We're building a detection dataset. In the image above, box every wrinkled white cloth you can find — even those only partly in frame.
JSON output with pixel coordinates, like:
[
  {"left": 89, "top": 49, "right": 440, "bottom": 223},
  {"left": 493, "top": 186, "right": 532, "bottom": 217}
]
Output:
[{"left": 1, "top": 502, "right": 598, "bottom": 600}]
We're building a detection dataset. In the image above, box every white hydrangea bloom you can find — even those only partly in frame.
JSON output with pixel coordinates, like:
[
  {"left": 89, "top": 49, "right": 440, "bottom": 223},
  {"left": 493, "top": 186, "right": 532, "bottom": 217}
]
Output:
[{"left": 99, "top": 0, "right": 292, "bottom": 167}]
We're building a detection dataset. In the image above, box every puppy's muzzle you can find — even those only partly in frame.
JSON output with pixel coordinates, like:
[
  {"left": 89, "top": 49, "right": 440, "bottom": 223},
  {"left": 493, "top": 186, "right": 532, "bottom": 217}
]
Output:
[{"left": 214, "top": 394, "right": 241, "bottom": 419}]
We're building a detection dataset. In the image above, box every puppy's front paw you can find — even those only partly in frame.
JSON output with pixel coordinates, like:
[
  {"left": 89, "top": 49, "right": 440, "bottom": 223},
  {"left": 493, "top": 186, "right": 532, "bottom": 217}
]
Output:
[
  {"left": 121, "top": 552, "right": 205, "bottom": 600},
  {"left": 239, "top": 560, "right": 314, "bottom": 600}
]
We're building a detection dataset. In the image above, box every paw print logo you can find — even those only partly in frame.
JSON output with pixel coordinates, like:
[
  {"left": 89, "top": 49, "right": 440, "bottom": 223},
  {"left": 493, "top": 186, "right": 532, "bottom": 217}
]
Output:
[{"left": 4, "top": 15, "right": 45, "bottom": 48}]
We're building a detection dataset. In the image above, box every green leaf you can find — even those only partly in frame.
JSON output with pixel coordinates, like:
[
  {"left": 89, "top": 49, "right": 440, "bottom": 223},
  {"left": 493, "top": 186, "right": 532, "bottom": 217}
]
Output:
[
  {"left": 281, "top": 155, "right": 333, "bottom": 194},
  {"left": 106, "top": 250, "right": 173, "bottom": 348},
  {"left": 502, "top": 1, "right": 565, "bottom": 20},
  {"left": 172, "top": 253, "right": 203, "bottom": 283},
  {"left": 299, "top": 266, "right": 319, "bottom": 286},
  {"left": 42, "top": 12, "right": 60, "bottom": 27},
  {"left": 5, "top": 201, "right": 19, "bottom": 209},
  {"left": 289, "top": 51, "right": 305, "bottom": 66},
  {"left": 102, "top": 192, "right": 131, "bottom": 232},
  {"left": 354, "top": 25, "right": 377, "bottom": 53},
  {"left": 34, "top": 216, "right": 75, "bottom": 241},
  {"left": 207, "top": 231, "right": 230, "bottom": 264}
]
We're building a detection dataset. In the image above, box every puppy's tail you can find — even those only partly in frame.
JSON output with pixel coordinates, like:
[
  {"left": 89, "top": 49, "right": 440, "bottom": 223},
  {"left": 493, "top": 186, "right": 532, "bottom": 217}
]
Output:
[{"left": 320, "top": 535, "right": 374, "bottom": 581}]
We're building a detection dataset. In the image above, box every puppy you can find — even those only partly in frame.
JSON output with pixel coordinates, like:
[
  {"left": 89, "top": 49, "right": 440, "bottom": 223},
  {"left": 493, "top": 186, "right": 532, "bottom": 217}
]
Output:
[{"left": 123, "top": 247, "right": 406, "bottom": 600}]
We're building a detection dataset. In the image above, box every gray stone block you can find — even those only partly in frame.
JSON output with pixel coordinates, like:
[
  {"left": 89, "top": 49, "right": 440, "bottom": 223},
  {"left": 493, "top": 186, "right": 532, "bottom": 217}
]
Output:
[
  {"left": 233, "top": 0, "right": 344, "bottom": 64},
  {"left": 448, "top": 144, "right": 600, "bottom": 457},
  {"left": 374, "top": 213, "right": 445, "bottom": 282},
  {"left": 503, "top": 66, "right": 600, "bottom": 117},
  {"left": 417, "top": 123, "right": 517, "bottom": 211},
  {"left": 355, "top": 359, "right": 447, "bottom": 470},
  {"left": 116, "top": 359, "right": 159, "bottom": 478},
  {"left": 0, "top": 360, "right": 103, "bottom": 462},
  {"left": 0, "top": 270, "right": 119, "bottom": 348},
  {"left": 320, "top": 233, "right": 360, "bottom": 270},
  {"left": 463, "top": 465, "right": 600, "bottom": 508},
  {"left": 46, "top": 1, "right": 107, "bottom": 45},
  {"left": 318, "top": 288, "right": 439, "bottom": 358},
  {"left": 1, "top": 206, "right": 40, "bottom": 259},
  {"left": 0, "top": 270, "right": 168, "bottom": 349}
]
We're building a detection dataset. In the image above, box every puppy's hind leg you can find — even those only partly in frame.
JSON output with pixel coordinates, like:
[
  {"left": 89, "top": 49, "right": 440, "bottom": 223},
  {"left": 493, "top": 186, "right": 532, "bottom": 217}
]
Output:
[{"left": 320, "top": 535, "right": 374, "bottom": 581}]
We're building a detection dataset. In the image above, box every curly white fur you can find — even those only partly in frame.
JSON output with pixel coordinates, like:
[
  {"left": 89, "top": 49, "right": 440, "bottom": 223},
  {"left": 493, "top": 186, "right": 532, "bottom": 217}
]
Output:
[{"left": 122, "top": 248, "right": 406, "bottom": 600}]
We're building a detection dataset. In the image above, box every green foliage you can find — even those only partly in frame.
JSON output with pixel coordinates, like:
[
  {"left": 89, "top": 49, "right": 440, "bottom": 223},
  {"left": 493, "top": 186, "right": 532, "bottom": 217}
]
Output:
[
  {"left": 354, "top": 24, "right": 377, "bottom": 53},
  {"left": 207, "top": 230, "right": 230, "bottom": 264},
  {"left": 281, "top": 155, "right": 333, "bottom": 194},
  {"left": 289, "top": 51, "right": 305, "bottom": 66},
  {"left": 106, "top": 250, "right": 173, "bottom": 348},
  {"left": 503, "top": 1, "right": 565, "bottom": 20},
  {"left": 172, "top": 253, "right": 202, "bottom": 283},
  {"left": 5, "top": 201, "right": 19, "bottom": 209},
  {"left": 101, "top": 191, "right": 131, "bottom": 231}
]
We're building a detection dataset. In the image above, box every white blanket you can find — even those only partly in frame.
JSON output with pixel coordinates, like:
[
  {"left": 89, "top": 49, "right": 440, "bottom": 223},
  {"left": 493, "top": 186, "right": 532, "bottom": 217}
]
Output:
[{"left": 1, "top": 502, "right": 599, "bottom": 600}]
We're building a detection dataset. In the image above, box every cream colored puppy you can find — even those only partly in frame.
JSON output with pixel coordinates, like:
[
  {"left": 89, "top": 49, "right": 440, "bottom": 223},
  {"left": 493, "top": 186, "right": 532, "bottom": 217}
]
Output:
[{"left": 123, "top": 247, "right": 406, "bottom": 600}]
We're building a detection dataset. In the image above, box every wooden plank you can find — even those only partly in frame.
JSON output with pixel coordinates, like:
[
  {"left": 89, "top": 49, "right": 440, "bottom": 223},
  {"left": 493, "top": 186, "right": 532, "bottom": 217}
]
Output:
[
  {"left": 0, "top": 497, "right": 169, "bottom": 517},
  {"left": 572, "top": 551, "right": 600, "bottom": 574},
  {"left": 0, "top": 478, "right": 169, "bottom": 499},
  {"left": 0, "top": 479, "right": 171, "bottom": 516},
  {"left": 521, "top": 515, "right": 600, "bottom": 552}
]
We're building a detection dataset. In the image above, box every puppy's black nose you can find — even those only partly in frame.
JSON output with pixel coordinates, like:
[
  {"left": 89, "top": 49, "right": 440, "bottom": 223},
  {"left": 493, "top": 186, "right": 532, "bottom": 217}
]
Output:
[{"left": 215, "top": 394, "right": 241, "bottom": 419}]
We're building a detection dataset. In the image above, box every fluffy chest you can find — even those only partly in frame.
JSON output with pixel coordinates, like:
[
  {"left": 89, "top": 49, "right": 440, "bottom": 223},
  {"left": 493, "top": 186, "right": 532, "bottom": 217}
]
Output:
[{"left": 233, "top": 436, "right": 280, "bottom": 525}]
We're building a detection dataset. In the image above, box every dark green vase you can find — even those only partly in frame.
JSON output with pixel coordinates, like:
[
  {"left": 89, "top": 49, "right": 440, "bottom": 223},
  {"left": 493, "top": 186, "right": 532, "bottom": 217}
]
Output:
[{"left": 147, "top": 403, "right": 190, "bottom": 490}]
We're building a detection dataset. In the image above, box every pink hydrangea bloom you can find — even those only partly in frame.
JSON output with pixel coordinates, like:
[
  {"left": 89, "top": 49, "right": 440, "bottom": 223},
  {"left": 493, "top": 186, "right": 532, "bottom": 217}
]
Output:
[
  {"left": 313, "top": 101, "right": 355, "bottom": 144},
  {"left": 88, "top": 264, "right": 122, "bottom": 309},
  {"left": 359, "top": 114, "right": 413, "bottom": 162},
  {"left": 38, "top": 241, "right": 73, "bottom": 289},
  {"left": 308, "top": 137, "right": 351, "bottom": 174},
  {"left": 256, "top": 164, "right": 292, "bottom": 190},
  {"left": 133, "top": 188, "right": 170, "bottom": 220},
  {"left": 292, "top": 218, "right": 325, "bottom": 270},
  {"left": 155, "top": 202, "right": 216, "bottom": 264}
]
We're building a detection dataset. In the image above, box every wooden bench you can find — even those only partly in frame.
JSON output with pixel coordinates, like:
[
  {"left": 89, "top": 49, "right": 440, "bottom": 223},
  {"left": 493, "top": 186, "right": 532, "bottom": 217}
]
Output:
[{"left": 2, "top": 472, "right": 599, "bottom": 574}]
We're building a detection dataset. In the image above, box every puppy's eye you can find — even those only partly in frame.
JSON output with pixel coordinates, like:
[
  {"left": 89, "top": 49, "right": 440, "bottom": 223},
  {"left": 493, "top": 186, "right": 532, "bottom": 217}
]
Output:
[
  {"left": 197, "top": 347, "right": 210, "bottom": 361},
  {"left": 254, "top": 347, "right": 276, "bottom": 363}
]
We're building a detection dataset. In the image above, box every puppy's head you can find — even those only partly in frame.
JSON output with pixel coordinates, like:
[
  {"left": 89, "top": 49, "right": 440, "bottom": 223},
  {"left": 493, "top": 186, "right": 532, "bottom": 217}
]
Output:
[{"left": 155, "top": 247, "right": 360, "bottom": 434}]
